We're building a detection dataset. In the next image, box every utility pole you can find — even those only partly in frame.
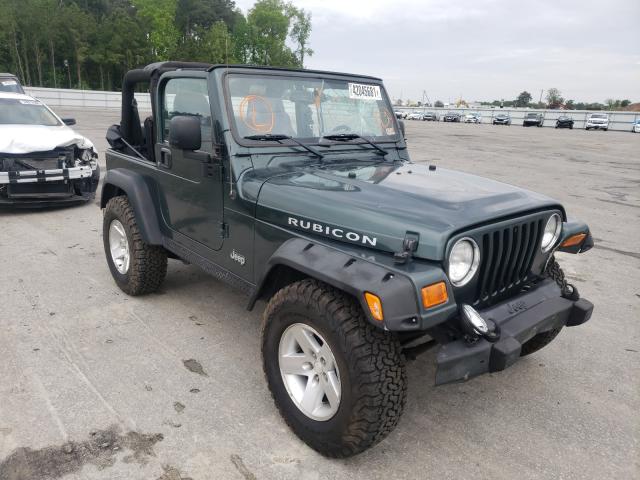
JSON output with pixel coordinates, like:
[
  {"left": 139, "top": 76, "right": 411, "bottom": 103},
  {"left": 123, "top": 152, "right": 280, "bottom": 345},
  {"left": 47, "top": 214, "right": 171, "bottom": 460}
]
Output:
[{"left": 539, "top": 89, "right": 544, "bottom": 105}]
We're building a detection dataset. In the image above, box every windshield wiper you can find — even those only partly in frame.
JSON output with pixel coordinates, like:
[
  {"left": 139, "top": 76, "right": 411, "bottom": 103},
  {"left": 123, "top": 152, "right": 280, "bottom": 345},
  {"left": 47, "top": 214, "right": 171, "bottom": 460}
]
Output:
[
  {"left": 322, "top": 133, "right": 388, "bottom": 156},
  {"left": 244, "top": 134, "right": 324, "bottom": 159}
]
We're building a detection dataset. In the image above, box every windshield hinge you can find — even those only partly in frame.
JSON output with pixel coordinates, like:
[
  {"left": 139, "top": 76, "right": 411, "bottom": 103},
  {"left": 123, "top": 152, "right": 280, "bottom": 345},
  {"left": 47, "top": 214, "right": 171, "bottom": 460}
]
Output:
[{"left": 393, "top": 231, "right": 420, "bottom": 264}]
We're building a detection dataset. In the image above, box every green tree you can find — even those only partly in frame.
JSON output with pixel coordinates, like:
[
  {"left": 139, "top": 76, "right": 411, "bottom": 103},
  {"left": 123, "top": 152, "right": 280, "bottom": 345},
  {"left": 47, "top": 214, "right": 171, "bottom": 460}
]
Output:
[
  {"left": 133, "top": 0, "right": 179, "bottom": 59},
  {"left": 0, "top": 0, "right": 314, "bottom": 90},
  {"left": 246, "top": 0, "right": 296, "bottom": 66},
  {"left": 515, "top": 91, "right": 532, "bottom": 107},
  {"left": 434, "top": 100, "right": 444, "bottom": 108},
  {"left": 287, "top": 5, "right": 313, "bottom": 66},
  {"left": 546, "top": 88, "right": 564, "bottom": 109}
]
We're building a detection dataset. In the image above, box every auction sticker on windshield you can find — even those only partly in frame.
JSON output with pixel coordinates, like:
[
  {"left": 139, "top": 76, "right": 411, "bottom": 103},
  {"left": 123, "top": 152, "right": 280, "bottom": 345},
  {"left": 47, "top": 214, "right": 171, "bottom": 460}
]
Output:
[{"left": 348, "top": 83, "right": 382, "bottom": 101}]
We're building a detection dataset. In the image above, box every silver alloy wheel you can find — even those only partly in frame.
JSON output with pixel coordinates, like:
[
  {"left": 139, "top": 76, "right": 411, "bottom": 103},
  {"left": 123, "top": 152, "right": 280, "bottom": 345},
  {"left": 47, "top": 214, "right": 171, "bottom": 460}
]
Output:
[
  {"left": 108, "top": 219, "right": 130, "bottom": 274},
  {"left": 278, "top": 323, "right": 341, "bottom": 421}
]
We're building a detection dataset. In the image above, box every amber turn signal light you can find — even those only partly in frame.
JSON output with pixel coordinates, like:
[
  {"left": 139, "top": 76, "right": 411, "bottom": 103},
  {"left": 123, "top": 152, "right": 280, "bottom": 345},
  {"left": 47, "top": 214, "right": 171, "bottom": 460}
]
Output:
[
  {"left": 422, "top": 282, "right": 448, "bottom": 309},
  {"left": 561, "top": 233, "right": 587, "bottom": 247},
  {"left": 364, "top": 292, "right": 384, "bottom": 322}
]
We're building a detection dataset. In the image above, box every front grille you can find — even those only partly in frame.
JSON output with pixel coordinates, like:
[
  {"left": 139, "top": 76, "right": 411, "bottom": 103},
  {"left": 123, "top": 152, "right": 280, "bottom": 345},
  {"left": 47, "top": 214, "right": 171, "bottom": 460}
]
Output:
[{"left": 475, "top": 217, "right": 545, "bottom": 305}]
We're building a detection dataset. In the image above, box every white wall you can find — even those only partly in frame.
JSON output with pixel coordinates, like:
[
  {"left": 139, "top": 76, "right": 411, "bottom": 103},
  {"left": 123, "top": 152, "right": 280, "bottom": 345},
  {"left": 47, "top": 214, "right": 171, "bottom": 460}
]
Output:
[{"left": 24, "top": 86, "right": 152, "bottom": 112}]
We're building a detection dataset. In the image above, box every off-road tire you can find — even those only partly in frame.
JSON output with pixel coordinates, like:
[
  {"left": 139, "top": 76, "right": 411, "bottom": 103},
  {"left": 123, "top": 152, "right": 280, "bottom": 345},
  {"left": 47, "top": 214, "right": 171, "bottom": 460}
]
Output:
[
  {"left": 103, "top": 195, "right": 167, "bottom": 295},
  {"left": 261, "top": 279, "right": 407, "bottom": 458},
  {"left": 520, "top": 256, "right": 567, "bottom": 356}
]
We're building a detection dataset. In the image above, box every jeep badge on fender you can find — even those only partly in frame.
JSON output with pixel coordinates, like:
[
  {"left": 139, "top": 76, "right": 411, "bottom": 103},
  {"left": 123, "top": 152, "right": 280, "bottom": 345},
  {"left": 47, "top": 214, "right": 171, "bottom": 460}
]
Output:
[{"left": 101, "top": 61, "right": 594, "bottom": 458}]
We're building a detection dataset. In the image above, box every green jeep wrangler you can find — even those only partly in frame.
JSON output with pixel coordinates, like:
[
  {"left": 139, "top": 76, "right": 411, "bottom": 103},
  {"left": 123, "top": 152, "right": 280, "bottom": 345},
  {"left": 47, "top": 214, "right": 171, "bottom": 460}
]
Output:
[{"left": 102, "top": 62, "right": 594, "bottom": 457}]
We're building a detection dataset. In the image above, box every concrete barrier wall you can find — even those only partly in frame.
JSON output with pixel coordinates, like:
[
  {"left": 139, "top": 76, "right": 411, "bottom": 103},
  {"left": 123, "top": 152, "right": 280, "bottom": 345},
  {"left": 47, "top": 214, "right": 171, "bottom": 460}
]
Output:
[
  {"left": 23, "top": 87, "right": 638, "bottom": 132},
  {"left": 24, "top": 86, "right": 152, "bottom": 112},
  {"left": 395, "top": 106, "right": 640, "bottom": 132}
]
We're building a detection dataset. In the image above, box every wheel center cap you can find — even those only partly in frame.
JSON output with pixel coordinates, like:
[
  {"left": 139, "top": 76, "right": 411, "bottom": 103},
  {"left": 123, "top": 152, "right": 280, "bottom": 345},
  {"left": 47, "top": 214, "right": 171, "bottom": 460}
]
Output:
[{"left": 314, "top": 361, "right": 323, "bottom": 373}]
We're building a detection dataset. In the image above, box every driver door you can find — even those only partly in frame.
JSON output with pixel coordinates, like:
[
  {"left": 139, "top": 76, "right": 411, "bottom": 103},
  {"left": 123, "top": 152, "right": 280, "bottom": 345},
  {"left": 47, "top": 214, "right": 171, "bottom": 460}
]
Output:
[{"left": 154, "top": 76, "right": 224, "bottom": 252}]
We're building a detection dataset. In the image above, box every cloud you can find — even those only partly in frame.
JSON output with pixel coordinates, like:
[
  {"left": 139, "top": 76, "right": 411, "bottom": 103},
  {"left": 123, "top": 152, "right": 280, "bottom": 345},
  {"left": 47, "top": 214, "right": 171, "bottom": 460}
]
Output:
[{"left": 234, "top": 0, "right": 639, "bottom": 102}]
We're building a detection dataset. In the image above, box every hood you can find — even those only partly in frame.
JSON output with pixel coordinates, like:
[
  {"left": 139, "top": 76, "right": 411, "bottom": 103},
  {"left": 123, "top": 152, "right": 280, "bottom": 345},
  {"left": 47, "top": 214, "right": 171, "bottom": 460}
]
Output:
[
  {"left": 0, "top": 124, "right": 95, "bottom": 155},
  {"left": 251, "top": 162, "right": 562, "bottom": 261}
]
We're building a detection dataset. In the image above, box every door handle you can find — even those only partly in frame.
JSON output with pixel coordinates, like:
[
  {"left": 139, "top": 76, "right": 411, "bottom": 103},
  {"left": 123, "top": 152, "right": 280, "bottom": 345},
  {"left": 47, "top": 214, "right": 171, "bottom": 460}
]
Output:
[{"left": 160, "top": 148, "right": 172, "bottom": 168}]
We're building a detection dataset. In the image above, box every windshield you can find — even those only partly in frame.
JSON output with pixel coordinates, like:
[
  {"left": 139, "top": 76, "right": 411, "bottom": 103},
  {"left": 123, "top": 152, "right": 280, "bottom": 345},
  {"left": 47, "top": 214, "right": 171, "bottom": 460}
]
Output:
[
  {"left": 0, "top": 79, "right": 23, "bottom": 93},
  {"left": 0, "top": 98, "right": 61, "bottom": 126},
  {"left": 591, "top": 114, "right": 607, "bottom": 119},
  {"left": 227, "top": 74, "right": 398, "bottom": 143},
  {"left": 526, "top": 113, "right": 538, "bottom": 118}
]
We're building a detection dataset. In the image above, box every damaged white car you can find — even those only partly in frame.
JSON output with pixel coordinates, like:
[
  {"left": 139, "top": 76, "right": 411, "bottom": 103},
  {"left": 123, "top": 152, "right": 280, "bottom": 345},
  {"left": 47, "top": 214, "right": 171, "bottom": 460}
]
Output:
[{"left": 0, "top": 92, "right": 99, "bottom": 206}]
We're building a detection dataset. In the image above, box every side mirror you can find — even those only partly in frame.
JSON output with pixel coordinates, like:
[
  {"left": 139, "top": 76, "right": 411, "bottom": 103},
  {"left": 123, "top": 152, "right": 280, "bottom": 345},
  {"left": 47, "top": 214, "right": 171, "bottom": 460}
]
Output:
[
  {"left": 169, "top": 115, "right": 201, "bottom": 151},
  {"left": 62, "top": 118, "right": 76, "bottom": 126},
  {"left": 398, "top": 120, "right": 406, "bottom": 138}
]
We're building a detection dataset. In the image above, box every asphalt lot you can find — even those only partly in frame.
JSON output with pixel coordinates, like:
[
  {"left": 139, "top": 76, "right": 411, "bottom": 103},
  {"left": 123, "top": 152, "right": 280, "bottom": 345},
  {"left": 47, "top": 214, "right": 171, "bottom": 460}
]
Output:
[{"left": 1, "top": 111, "right": 638, "bottom": 480}]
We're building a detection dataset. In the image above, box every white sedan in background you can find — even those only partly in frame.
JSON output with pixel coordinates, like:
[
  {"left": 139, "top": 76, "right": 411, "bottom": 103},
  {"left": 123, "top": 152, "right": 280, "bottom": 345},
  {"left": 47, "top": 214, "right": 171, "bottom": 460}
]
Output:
[
  {"left": 463, "top": 112, "right": 482, "bottom": 123},
  {"left": 0, "top": 92, "right": 99, "bottom": 206},
  {"left": 406, "top": 112, "right": 424, "bottom": 120}
]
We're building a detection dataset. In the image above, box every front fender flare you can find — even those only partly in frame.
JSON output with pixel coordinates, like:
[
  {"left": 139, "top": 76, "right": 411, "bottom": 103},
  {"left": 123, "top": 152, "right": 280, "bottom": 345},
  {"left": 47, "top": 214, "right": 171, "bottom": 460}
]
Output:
[
  {"left": 557, "top": 219, "right": 593, "bottom": 254},
  {"left": 249, "top": 238, "right": 422, "bottom": 329},
  {"left": 100, "top": 168, "right": 163, "bottom": 245}
]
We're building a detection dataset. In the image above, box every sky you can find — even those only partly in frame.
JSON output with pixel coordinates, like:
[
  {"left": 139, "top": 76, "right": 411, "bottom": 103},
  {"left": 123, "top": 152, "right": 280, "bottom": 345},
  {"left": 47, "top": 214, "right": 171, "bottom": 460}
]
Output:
[{"left": 234, "top": 0, "right": 639, "bottom": 104}]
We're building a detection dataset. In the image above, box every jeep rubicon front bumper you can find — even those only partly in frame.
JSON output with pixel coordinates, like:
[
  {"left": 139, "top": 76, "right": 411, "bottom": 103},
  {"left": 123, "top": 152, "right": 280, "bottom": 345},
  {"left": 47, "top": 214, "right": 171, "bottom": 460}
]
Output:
[{"left": 434, "top": 278, "right": 593, "bottom": 385}]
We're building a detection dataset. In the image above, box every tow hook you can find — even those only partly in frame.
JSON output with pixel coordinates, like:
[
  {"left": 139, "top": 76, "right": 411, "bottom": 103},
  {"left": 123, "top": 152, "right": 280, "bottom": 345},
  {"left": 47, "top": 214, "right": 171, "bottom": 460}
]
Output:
[{"left": 460, "top": 304, "right": 501, "bottom": 343}]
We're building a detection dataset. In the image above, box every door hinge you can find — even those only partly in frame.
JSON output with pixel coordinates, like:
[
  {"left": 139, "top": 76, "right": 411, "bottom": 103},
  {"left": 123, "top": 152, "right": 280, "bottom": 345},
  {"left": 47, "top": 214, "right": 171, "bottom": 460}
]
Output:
[
  {"left": 219, "top": 222, "right": 229, "bottom": 238},
  {"left": 203, "top": 162, "right": 223, "bottom": 180}
]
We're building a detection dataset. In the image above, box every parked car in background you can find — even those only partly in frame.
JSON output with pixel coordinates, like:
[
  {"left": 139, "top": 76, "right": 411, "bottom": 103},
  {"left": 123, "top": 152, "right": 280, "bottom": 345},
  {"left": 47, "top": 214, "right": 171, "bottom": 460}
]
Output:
[
  {"left": 493, "top": 113, "right": 511, "bottom": 125},
  {"left": 0, "top": 92, "right": 99, "bottom": 206},
  {"left": 632, "top": 119, "right": 640, "bottom": 133},
  {"left": 394, "top": 110, "right": 407, "bottom": 119},
  {"left": 523, "top": 112, "right": 544, "bottom": 127},
  {"left": 555, "top": 116, "right": 574, "bottom": 129},
  {"left": 422, "top": 111, "right": 439, "bottom": 121},
  {"left": 463, "top": 112, "right": 481, "bottom": 123},
  {"left": 442, "top": 112, "right": 461, "bottom": 122},
  {"left": 585, "top": 113, "right": 609, "bottom": 131},
  {"left": 406, "top": 111, "right": 423, "bottom": 120},
  {"left": 0, "top": 73, "right": 25, "bottom": 94}
]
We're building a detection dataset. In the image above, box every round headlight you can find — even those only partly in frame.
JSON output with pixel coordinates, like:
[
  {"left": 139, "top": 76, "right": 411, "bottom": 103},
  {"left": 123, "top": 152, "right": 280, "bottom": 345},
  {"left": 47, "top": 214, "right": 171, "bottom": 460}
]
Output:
[
  {"left": 541, "top": 213, "right": 562, "bottom": 252},
  {"left": 448, "top": 238, "right": 480, "bottom": 287}
]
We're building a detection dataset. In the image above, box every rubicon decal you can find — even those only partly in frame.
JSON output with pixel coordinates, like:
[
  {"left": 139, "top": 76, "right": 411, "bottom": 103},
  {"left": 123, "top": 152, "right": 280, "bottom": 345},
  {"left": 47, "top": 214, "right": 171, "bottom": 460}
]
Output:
[{"left": 287, "top": 217, "right": 377, "bottom": 246}]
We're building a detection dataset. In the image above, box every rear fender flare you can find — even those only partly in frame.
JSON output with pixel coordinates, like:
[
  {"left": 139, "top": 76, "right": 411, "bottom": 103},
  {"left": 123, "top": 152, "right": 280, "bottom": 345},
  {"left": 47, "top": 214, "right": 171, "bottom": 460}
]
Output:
[{"left": 100, "top": 168, "right": 163, "bottom": 245}]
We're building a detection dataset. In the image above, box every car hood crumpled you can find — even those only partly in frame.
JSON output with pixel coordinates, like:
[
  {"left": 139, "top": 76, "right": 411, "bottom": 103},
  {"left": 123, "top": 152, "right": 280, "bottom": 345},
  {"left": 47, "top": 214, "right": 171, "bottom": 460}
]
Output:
[
  {"left": 250, "top": 161, "right": 563, "bottom": 261},
  {"left": 0, "top": 124, "right": 95, "bottom": 154}
]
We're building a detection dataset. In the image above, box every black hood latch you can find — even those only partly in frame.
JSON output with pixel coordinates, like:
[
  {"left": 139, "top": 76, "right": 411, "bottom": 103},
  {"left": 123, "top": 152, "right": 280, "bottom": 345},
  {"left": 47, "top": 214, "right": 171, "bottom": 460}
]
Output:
[{"left": 394, "top": 231, "right": 420, "bottom": 264}]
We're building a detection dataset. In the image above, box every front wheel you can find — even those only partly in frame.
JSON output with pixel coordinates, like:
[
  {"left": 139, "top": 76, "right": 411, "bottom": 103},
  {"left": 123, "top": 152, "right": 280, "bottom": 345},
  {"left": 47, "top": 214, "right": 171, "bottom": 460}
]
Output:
[
  {"left": 521, "top": 257, "right": 568, "bottom": 356},
  {"left": 261, "top": 279, "right": 406, "bottom": 457},
  {"left": 103, "top": 196, "right": 167, "bottom": 295}
]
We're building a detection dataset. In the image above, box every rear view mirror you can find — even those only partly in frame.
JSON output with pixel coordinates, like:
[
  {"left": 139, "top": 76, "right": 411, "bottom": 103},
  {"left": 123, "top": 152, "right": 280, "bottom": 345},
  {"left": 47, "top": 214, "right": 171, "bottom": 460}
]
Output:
[
  {"left": 169, "top": 115, "right": 201, "bottom": 151},
  {"left": 62, "top": 118, "right": 76, "bottom": 126}
]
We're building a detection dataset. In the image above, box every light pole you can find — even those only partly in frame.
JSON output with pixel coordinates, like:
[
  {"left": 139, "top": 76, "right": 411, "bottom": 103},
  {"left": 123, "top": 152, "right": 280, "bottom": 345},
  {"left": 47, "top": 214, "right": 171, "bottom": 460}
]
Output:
[{"left": 64, "top": 59, "right": 71, "bottom": 89}]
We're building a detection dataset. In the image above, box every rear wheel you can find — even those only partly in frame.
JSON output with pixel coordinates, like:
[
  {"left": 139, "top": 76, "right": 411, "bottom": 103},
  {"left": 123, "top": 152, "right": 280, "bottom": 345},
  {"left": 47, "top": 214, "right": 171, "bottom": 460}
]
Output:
[
  {"left": 103, "top": 196, "right": 167, "bottom": 295},
  {"left": 261, "top": 279, "right": 406, "bottom": 457}
]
